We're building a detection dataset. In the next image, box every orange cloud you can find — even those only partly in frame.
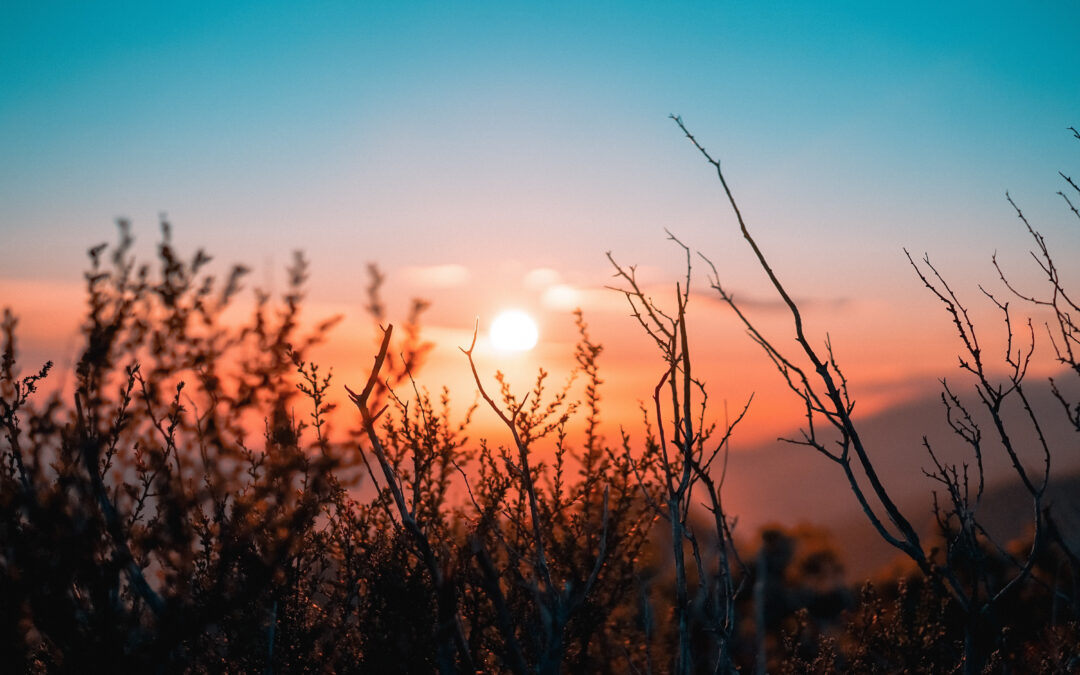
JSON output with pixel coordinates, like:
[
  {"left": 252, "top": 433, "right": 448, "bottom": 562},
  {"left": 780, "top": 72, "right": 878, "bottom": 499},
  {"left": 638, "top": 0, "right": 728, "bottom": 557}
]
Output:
[{"left": 401, "top": 264, "right": 470, "bottom": 288}]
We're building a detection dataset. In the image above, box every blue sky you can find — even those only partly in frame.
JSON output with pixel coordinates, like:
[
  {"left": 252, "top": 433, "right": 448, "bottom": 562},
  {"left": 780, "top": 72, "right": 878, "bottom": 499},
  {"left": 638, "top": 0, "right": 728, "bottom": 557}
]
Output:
[
  {"left": 2, "top": 1, "right": 1079, "bottom": 413},
  {"left": 4, "top": 2, "right": 1077, "bottom": 279}
]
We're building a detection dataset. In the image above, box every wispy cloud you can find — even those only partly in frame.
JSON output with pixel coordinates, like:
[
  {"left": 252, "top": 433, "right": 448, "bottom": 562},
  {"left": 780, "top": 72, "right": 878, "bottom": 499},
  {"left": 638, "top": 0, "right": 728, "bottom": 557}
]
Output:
[
  {"left": 538, "top": 283, "right": 643, "bottom": 313},
  {"left": 690, "top": 288, "right": 851, "bottom": 313},
  {"left": 401, "top": 264, "right": 470, "bottom": 288},
  {"left": 523, "top": 267, "right": 561, "bottom": 289}
]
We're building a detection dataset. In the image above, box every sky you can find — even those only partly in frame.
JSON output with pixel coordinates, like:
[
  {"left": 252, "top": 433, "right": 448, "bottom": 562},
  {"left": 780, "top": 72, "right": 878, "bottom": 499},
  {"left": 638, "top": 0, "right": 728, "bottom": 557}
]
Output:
[{"left": 2, "top": 1, "right": 1079, "bottom": 452}]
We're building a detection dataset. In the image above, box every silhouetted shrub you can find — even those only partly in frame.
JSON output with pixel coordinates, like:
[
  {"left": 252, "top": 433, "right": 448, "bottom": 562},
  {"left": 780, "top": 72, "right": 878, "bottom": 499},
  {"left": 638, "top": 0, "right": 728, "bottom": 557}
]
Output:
[{"left": 3, "top": 124, "right": 1078, "bottom": 673}]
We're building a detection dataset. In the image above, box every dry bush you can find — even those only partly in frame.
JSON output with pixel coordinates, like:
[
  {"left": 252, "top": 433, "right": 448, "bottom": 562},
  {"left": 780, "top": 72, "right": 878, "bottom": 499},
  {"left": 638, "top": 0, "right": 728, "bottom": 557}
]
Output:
[{"left": 2, "top": 126, "right": 1077, "bottom": 674}]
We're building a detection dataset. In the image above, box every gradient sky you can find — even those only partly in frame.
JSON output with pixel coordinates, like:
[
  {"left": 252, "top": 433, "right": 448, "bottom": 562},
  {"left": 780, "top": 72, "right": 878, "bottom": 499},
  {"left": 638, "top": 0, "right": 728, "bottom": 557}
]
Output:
[{"left": 3, "top": 1, "right": 1079, "bottom": 444}]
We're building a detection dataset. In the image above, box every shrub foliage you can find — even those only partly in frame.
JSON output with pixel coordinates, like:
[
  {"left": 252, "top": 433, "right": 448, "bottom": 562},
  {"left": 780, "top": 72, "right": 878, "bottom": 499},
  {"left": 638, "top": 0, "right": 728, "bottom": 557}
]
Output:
[{"left": 2, "top": 128, "right": 1079, "bottom": 673}]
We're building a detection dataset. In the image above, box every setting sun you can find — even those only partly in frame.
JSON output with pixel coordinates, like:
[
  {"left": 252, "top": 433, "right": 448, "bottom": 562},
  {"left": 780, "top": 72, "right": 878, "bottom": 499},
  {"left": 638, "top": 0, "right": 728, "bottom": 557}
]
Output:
[{"left": 489, "top": 310, "right": 539, "bottom": 351}]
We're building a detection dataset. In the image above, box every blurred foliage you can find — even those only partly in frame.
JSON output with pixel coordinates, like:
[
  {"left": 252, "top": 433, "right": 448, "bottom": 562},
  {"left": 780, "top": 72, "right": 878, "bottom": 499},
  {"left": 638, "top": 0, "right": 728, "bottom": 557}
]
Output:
[{"left": 2, "top": 213, "right": 1077, "bottom": 672}]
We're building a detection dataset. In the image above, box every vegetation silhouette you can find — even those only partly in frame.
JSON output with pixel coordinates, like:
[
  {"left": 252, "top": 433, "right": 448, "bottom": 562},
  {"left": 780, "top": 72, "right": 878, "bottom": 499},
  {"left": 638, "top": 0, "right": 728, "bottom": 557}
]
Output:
[{"left": 1, "top": 127, "right": 1077, "bottom": 673}]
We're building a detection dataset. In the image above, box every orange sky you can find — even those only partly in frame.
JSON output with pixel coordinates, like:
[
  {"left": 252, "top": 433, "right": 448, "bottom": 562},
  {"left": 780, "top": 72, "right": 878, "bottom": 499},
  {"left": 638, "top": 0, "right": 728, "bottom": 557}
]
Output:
[{"left": 2, "top": 240, "right": 1069, "bottom": 451}]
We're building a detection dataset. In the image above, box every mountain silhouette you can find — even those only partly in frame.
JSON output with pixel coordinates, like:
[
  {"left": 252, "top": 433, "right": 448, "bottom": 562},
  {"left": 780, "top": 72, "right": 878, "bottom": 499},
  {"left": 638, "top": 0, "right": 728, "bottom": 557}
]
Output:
[{"left": 720, "top": 374, "right": 1080, "bottom": 578}]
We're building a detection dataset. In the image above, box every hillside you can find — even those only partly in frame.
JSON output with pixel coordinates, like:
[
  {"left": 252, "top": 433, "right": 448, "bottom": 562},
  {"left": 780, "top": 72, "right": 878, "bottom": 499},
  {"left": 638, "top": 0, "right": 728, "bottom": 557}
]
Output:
[{"left": 721, "top": 374, "right": 1080, "bottom": 577}]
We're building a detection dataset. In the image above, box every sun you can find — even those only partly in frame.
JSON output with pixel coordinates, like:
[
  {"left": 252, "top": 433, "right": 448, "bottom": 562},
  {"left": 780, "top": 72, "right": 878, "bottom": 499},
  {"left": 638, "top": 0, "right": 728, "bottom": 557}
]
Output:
[{"left": 490, "top": 310, "right": 539, "bottom": 352}]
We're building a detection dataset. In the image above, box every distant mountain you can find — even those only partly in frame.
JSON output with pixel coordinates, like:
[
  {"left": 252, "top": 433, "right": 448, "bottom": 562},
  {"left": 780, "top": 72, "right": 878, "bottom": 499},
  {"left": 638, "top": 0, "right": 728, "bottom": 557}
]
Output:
[
  {"left": 829, "top": 470, "right": 1080, "bottom": 579},
  {"left": 718, "top": 374, "right": 1080, "bottom": 579}
]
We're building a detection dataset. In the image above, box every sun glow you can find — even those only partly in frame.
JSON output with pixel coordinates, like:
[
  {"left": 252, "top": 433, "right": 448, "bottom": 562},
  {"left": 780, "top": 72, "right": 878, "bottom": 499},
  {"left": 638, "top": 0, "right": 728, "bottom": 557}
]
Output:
[{"left": 490, "top": 310, "right": 539, "bottom": 352}]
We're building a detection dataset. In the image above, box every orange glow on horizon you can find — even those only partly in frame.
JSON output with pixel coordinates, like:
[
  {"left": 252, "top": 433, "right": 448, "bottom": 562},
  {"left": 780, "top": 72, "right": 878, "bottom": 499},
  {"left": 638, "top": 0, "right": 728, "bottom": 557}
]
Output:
[{"left": 3, "top": 255, "right": 1071, "bottom": 455}]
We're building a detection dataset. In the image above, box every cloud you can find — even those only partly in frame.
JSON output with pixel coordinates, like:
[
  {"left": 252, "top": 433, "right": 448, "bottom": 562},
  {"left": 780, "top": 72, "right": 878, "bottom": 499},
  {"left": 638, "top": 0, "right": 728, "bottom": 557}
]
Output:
[
  {"left": 540, "top": 283, "right": 635, "bottom": 313},
  {"left": 401, "top": 264, "right": 470, "bottom": 288},
  {"left": 523, "top": 267, "right": 561, "bottom": 289},
  {"left": 691, "top": 287, "right": 851, "bottom": 313},
  {"left": 540, "top": 284, "right": 581, "bottom": 310}
]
